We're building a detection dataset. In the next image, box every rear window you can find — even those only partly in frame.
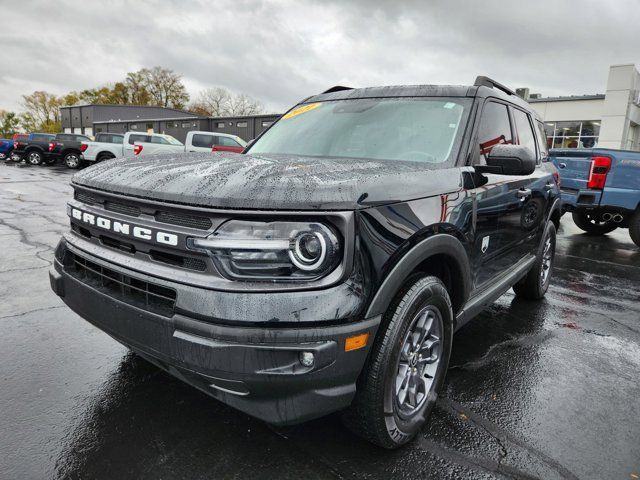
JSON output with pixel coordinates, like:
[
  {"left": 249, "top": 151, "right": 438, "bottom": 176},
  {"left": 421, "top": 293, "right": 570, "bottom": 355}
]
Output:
[
  {"left": 192, "top": 134, "right": 215, "bottom": 148},
  {"left": 128, "top": 134, "right": 148, "bottom": 145}
]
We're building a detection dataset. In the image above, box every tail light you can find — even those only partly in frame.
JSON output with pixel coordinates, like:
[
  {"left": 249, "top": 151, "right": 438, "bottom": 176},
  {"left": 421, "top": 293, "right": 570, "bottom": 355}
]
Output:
[
  {"left": 48, "top": 141, "right": 56, "bottom": 152},
  {"left": 133, "top": 144, "right": 143, "bottom": 155},
  {"left": 80, "top": 143, "right": 88, "bottom": 152},
  {"left": 587, "top": 156, "right": 611, "bottom": 190},
  {"left": 553, "top": 170, "right": 561, "bottom": 188}
]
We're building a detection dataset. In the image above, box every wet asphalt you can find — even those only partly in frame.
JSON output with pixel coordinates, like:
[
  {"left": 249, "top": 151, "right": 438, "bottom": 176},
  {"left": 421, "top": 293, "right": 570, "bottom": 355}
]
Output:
[{"left": 0, "top": 162, "right": 638, "bottom": 480}]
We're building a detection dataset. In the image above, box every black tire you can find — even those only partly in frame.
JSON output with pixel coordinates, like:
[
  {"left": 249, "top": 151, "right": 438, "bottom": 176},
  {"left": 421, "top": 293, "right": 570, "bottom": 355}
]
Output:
[
  {"left": 572, "top": 210, "right": 617, "bottom": 235},
  {"left": 64, "top": 152, "right": 82, "bottom": 169},
  {"left": 629, "top": 209, "right": 640, "bottom": 248},
  {"left": 97, "top": 152, "right": 115, "bottom": 162},
  {"left": 26, "top": 150, "right": 43, "bottom": 166},
  {"left": 513, "top": 222, "right": 556, "bottom": 300},
  {"left": 342, "top": 275, "right": 453, "bottom": 448}
]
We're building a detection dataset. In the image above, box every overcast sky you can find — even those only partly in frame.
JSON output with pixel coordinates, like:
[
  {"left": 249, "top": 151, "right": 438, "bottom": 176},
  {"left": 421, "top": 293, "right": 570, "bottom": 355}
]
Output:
[{"left": 1, "top": 0, "right": 639, "bottom": 113}]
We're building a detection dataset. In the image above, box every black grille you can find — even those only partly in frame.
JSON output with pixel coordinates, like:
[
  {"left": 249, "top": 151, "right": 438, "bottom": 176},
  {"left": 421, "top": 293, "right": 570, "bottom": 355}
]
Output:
[
  {"left": 75, "top": 191, "right": 100, "bottom": 205},
  {"left": 149, "top": 249, "right": 207, "bottom": 271},
  {"left": 104, "top": 201, "right": 141, "bottom": 217},
  {"left": 65, "top": 251, "right": 176, "bottom": 317},
  {"left": 155, "top": 211, "right": 212, "bottom": 230}
]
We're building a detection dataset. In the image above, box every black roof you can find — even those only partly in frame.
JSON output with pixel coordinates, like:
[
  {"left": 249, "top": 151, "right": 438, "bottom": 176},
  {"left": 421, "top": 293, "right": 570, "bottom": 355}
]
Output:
[{"left": 305, "top": 81, "right": 539, "bottom": 119}]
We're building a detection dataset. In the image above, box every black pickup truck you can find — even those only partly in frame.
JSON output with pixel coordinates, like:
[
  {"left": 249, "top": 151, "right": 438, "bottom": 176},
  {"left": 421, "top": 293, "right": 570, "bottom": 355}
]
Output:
[
  {"left": 12, "top": 132, "right": 56, "bottom": 165},
  {"left": 51, "top": 77, "right": 561, "bottom": 448},
  {"left": 48, "top": 133, "right": 92, "bottom": 168}
]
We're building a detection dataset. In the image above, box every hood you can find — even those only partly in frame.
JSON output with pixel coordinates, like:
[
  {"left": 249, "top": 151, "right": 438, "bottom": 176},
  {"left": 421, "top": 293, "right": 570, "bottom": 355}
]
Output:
[{"left": 72, "top": 152, "right": 463, "bottom": 210}]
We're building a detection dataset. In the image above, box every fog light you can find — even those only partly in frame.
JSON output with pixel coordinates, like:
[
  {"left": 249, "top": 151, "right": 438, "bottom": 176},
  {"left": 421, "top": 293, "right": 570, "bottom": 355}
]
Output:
[{"left": 299, "top": 351, "right": 315, "bottom": 367}]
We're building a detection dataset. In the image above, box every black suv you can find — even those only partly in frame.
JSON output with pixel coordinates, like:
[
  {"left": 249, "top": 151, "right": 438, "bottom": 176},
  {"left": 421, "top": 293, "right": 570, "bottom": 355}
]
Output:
[{"left": 50, "top": 77, "right": 560, "bottom": 448}]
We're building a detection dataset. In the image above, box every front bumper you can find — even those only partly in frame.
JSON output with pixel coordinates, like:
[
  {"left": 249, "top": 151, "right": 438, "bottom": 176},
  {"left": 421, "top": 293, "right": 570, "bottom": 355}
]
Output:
[{"left": 50, "top": 240, "right": 380, "bottom": 425}]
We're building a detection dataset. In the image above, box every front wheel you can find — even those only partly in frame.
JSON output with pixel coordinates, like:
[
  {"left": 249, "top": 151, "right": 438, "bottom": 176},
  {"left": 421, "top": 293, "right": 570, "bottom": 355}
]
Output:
[
  {"left": 343, "top": 275, "right": 453, "bottom": 448},
  {"left": 26, "top": 151, "right": 43, "bottom": 165},
  {"left": 513, "top": 222, "right": 556, "bottom": 300},
  {"left": 64, "top": 152, "right": 82, "bottom": 169},
  {"left": 572, "top": 210, "right": 617, "bottom": 235}
]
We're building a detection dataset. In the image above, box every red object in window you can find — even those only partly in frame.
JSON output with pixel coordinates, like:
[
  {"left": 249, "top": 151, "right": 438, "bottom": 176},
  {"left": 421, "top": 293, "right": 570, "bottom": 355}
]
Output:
[
  {"left": 80, "top": 143, "right": 88, "bottom": 153},
  {"left": 133, "top": 144, "right": 143, "bottom": 155},
  {"left": 48, "top": 141, "right": 56, "bottom": 152},
  {"left": 212, "top": 145, "right": 244, "bottom": 154},
  {"left": 587, "top": 156, "right": 611, "bottom": 190},
  {"left": 552, "top": 171, "right": 561, "bottom": 188}
]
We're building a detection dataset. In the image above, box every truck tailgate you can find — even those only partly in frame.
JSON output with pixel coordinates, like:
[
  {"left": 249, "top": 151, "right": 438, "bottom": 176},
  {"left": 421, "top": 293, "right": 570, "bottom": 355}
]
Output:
[{"left": 550, "top": 150, "right": 602, "bottom": 208}]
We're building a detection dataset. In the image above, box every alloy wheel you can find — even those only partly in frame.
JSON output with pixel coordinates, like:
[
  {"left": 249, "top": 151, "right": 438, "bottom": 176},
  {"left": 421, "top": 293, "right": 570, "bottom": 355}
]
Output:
[{"left": 395, "top": 306, "right": 443, "bottom": 416}]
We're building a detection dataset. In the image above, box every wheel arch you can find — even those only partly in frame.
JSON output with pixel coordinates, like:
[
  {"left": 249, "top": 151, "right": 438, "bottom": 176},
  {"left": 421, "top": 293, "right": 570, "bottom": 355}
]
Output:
[
  {"left": 364, "top": 234, "right": 472, "bottom": 320},
  {"left": 547, "top": 197, "right": 561, "bottom": 231}
]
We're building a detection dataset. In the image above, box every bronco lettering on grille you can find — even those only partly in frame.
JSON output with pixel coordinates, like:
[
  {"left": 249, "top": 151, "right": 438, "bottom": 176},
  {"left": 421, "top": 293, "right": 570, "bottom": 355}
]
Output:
[{"left": 70, "top": 208, "right": 178, "bottom": 247}]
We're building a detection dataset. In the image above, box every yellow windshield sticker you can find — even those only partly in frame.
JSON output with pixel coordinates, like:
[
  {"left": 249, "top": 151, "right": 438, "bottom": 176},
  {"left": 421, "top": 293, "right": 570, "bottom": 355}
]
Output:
[{"left": 283, "top": 103, "right": 321, "bottom": 119}]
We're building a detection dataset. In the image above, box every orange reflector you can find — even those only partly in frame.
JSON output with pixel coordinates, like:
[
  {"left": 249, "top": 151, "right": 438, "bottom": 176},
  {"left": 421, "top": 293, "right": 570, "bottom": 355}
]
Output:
[{"left": 345, "top": 333, "right": 369, "bottom": 352}]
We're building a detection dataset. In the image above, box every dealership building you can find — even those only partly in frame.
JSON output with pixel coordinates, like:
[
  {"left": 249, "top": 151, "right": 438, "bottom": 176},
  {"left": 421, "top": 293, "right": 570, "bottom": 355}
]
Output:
[
  {"left": 60, "top": 104, "right": 280, "bottom": 143},
  {"left": 524, "top": 63, "right": 640, "bottom": 151}
]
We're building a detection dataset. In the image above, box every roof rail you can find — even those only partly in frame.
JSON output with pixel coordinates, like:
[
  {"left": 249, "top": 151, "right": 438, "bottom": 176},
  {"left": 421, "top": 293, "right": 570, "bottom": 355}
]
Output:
[
  {"left": 474, "top": 76, "right": 514, "bottom": 96},
  {"left": 322, "top": 85, "right": 354, "bottom": 94}
]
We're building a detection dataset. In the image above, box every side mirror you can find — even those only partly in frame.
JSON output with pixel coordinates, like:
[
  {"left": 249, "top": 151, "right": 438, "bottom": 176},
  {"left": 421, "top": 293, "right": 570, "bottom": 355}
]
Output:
[{"left": 477, "top": 144, "right": 536, "bottom": 175}]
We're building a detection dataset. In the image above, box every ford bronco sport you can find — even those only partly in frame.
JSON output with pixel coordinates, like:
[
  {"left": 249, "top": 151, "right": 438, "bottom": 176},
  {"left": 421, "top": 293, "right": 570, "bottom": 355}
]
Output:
[{"left": 50, "top": 77, "right": 561, "bottom": 448}]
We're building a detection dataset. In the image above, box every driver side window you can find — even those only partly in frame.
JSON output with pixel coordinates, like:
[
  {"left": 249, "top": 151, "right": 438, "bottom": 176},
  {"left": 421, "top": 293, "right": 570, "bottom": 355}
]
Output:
[{"left": 477, "top": 102, "right": 513, "bottom": 163}]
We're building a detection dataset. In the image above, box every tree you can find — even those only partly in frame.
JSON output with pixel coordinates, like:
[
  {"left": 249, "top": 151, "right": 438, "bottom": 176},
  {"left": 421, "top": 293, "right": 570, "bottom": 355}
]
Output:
[
  {"left": 140, "top": 66, "right": 189, "bottom": 109},
  {"left": 189, "top": 87, "right": 231, "bottom": 116},
  {"left": 226, "top": 93, "right": 264, "bottom": 116},
  {"left": 19, "top": 112, "right": 38, "bottom": 133},
  {"left": 126, "top": 71, "right": 151, "bottom": 105},
  {"left": 0, "top": 111, "right": 20, "bottom": 137},
  {"left": 21, "top": 91, "right": 62, "bottom": 132},
  {"left": 189, "top": 87, "right": 264, "bottom": 117}
]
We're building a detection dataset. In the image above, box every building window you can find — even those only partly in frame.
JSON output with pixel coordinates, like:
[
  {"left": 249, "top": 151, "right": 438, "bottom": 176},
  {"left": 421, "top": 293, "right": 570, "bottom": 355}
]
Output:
[
  {"left": 217, "top": 122, "right": 225, "bottom": 128},
  {"left": 261, "top": 121, "right": 273, "bottom": 128},
  {"left": 237, "top": 121, "right": 248, "bottom": 128},
  {"left": 130, "top": 124, "right": 138, "bottom": 130},
  {"left": 182, "top": 122, "right": 195, "bottom": 128},
  {"left": 545, "top": 121, "right": 600, "bottom": 149}
]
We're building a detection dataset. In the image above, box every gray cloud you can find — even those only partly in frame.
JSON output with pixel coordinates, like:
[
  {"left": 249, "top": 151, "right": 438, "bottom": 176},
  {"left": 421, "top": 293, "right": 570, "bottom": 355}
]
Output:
[{"left": 1, "top": 0, "right": 638, "bottom": 113}]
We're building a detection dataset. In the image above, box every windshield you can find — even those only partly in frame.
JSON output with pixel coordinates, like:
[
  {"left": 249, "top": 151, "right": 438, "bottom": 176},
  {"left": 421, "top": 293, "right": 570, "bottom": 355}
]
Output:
[
  {"left": 249, "top": 97, "right": 471, "bottom": 165},
  {"left": 164, "top": 135, "right": 183, "bottom": 146}
]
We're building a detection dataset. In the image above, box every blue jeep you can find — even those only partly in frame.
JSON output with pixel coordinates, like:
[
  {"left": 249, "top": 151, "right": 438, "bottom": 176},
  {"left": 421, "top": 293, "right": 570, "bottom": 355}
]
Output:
[{"left": 550, "top": 148, "right": 640, "bottom": 247}]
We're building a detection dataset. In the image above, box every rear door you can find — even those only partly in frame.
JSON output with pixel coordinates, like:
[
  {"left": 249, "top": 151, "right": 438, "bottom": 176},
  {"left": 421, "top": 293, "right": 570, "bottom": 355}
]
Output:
[
  {"left": 500, "top": 106, "right": 550, "bottom": 261},
  {"left": 187, "top": 132, "right": 216, "bottom": 152}
]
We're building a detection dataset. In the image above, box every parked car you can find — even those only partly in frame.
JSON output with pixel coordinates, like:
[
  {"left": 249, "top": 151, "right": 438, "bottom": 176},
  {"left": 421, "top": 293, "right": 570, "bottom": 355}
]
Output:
[
  {"left": 550, "top": 148, "right": 640, "bottom": 246},
  {"left": 50, "top": 77, "right": 560, "bottom": 448},
  {"left": 9, "top": 134, "right": 28, "bottom": 161},
  {"left": 48, "top": 133, "right": 92, "bottom": 168},
  {"left": 184, "top": 131, "right": 246, "bottom": 153},
  {"left": 81, "top": 131, "right": 245, "bottom": 164},
  {"left": 0, "top": 138, "right": 14, "bottom": 160},
  {"left": 12, "top": 132, "right": 56, "bottom": 165}
]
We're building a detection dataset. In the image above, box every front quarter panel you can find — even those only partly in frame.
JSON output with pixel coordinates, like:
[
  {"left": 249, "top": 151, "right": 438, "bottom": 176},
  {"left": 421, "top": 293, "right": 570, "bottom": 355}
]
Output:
[{"left": 358, "top": 180, "right": 475, "bottom": 319}]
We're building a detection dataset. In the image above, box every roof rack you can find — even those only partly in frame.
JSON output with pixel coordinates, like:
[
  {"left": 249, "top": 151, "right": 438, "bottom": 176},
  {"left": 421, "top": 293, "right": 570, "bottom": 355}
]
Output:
[
  {"left": 474, "top": 76, "right": 515, "bottom": 96},
  {"left": 322, "top": 85, "right": 354, "bottom": 94}
]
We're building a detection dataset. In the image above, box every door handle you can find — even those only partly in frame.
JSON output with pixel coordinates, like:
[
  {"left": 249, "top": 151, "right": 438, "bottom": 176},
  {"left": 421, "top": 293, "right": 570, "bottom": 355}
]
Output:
[
  {"left": 517, "top": 188, "right": 532, "bottom": 200},
  {"left": 544, "top": 182, "right": 554, "bottom": 192}
]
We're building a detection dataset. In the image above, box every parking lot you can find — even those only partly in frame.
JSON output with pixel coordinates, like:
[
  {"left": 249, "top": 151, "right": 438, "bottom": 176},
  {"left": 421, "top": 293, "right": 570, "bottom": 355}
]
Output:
[{"left": 1, "top": 162, "right": 639, "bottom": 480}]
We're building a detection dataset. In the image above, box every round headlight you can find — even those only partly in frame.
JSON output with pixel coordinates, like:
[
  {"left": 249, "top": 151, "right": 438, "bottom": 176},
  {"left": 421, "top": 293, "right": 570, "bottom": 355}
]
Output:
[{"left": 289, "top": 231, "right": 327, "bottom": 271}]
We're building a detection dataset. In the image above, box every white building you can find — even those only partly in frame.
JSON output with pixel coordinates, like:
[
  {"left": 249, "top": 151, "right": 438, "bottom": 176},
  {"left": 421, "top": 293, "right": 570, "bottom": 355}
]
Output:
[{"left": 526, "top": 63, "right": 640, "bottom": 151}]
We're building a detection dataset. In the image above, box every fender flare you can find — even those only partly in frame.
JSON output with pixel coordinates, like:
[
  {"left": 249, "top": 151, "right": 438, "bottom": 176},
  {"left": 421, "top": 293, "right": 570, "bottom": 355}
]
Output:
[{"left": 364, "top": 233, "right": 472, "bottom": 319}]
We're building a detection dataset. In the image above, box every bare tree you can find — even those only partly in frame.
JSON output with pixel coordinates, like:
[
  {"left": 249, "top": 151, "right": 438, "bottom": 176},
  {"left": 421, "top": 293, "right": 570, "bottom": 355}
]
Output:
[
  {"left": 189, "top": 87, "right": 264, "bottom": 116},
  {"left": 190, "top": 87, "right": 231, "bottom": 116}
]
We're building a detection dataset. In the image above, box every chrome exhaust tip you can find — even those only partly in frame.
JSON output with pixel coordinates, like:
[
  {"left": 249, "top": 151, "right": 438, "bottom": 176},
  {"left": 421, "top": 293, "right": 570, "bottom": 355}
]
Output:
[
  {"left": 612, "top": 214, "right": 624, "bottom": 223},
  {"left": 602, "top": 213, "right": 613, "bottom": 221}
]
